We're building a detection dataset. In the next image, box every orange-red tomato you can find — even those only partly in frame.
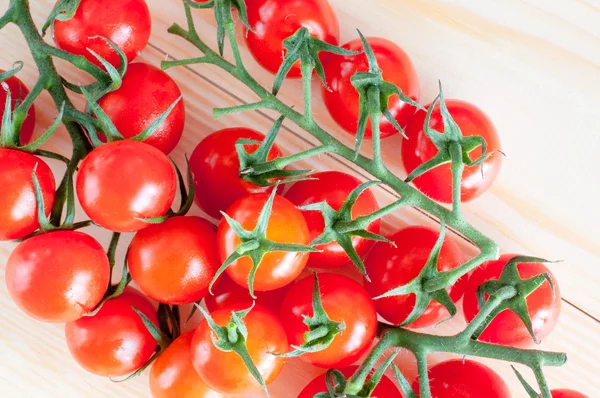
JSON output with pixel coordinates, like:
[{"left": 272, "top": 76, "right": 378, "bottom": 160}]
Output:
[
  {"left": 97, "top": 63, "right": 186, "bottom": 154},
  {"left": 463, "top": 253, "right": 561, "bottom": 348},
  {"left": 244, "top": 0, "right": 339, "bottom": 76},
  {"left": 0, "top": 70, "right": 35, "bottom": 144},
  {"left": 0, "top": 149, "right": 55, "bottom": 241},
  {"left": 189, "top": 127, "right": 283, "bottom": 219},
  {"left": 53, "top": 0, "right": 151, "bottom": 68},
  {"left": 150, "top": 332, "right": 224, "bottom": 398},
  {"left": 284, "top": 171, "right": 380, "bottom": 269},
  {"left": 190, "top": 304, "right": 287, "bottom": 395},
  {"left": 128, "top": 216, "right": 220, "bottom": 304},
  {"left": 364, "top": 226, "right": 465, "bottom": 329},
  {"left": 76, "top": 140, "right": 176, "bottom": 232},
  {"left": 217, "top": 193, "right": 310, "bottom": 291},
  {"left": 322, "top": 37, "right": 420, "bottom": 138},
  {"left": 401, "top": 100, "right": 503, "bottom": 203},
  {"left": 279, "top": 273, "right": 378, "bottom": 368},
  {"left": 65, "top": 287, "right": 158, "bottom": 377},
  {"left": 5, "top": 231, "right": 109, "bottom": 322},
  {"left": 549, "top": 389, "right": 590, "bottom": 398}
]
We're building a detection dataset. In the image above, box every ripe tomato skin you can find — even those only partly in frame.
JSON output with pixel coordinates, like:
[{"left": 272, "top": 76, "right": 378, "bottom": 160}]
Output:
[
  {"left": 401, "top": 100, "right": 503, "bottom": 203},
  {"left": 189, "top": 127, "right": 283, "bottom": 219},
  {"left": 0, "top": 70, "right": 35, "bottom": 144},
  {"left": 364, "top": 226, "right": 465, "bottom": 329},
  {"left": 205, "top": 272, "right": 288, "bottom": 314},
  {"left": 298, "top": 365, "right": 402, "bottom": 398},
  {"left": 150, "top": 332, "right": 224, "bottom": 398},
  {"left": 76, "top": 140, "right": 176, "bottom": 233},
  {"left": 279, "top": 273, "right": 378, "bottom": 368},
  {"left": 65, "top": 287, "right": 158, "bottom": 377},
  {"left": 284, "top": 171, "right": 380, "bottom": 269},
  {"left": 190, "top": 304, "right": 288, "bottom": 395},
  {"left": 97, "top": 63, "right": 185, "bottom": 154},
  {"left": 217, "top": 193, "right": 310, "bottom": 291},
  {"left": 463, "top": 253, "right": 561, "bottom": 348},
  {"left": 52, "top": 0, "right": 151, "bottom": 68},
  {"left": 321, "top": 37, "right": 420, "bottom": 138},
  {"left": 411, "top": 359, "right": 510, "bottom": 398},
  {"left": 549, "top": 389, "right": 590, "bottom": 398},
  {"left": 244, "top": 0, "right": 339, "bottom": 76},
  {"left": 0, "top": 149, "right": 55, "bottom": 241},
  {"left": 128, "top": 216, "right": 220, "bottom": 304},
  {"left": 5, "top": 231, "right": 109, "bottom": 322}
]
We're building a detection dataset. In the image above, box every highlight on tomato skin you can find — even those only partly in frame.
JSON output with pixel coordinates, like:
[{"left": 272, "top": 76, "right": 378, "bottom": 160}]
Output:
[
  {"left": 284, "top": 170, "right": 381, "bottom": 269},
  {"left": 401, "top": 99, "right": 503, "bottom": 204},
  {"left": 0, "top": 70, "right": 36, "bottom": 144},
  {"left": 321, "top": 36, "right": 420, "bottom": 138},
  {"left": 244, "top": 0, "right": 340, "bottom": 76}
]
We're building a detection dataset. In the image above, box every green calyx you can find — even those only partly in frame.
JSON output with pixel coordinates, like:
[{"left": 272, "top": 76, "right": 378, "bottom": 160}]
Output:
[
  {"left": 41, "top": 0, "right": 81, "bottom": 36},
  {"left": 275, "top": 272, "right": 345, "bottom": 358},
  {"left": 350, "top": 30, "right": 424, "bottom": 157},
  {"left": 195, "top": 303, "right": 270, "bottom": 397},
  {"left": 210, "top": 187, "right": 319, "bottom": 298},
  {"left": 373, "top": 223, "right": 457, "bottom": 326}
]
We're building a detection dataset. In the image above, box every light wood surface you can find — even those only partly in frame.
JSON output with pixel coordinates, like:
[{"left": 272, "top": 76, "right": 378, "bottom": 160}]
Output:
[{"left": 1, "top": 0, "right": 599, "bottom": 397}]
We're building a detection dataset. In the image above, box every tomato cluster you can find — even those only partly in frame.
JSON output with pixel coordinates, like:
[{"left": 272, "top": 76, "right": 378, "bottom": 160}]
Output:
[{"left": 0, "top": 0, "right": 586, "bottom": 398}]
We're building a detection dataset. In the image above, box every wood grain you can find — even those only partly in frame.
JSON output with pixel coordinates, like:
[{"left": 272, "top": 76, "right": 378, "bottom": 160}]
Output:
[{"left": 0, "top": 1, "right": 598, "bottom": 397}]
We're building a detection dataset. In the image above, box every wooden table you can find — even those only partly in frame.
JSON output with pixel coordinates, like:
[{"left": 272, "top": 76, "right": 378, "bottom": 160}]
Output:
[{"left": 1, "top": 1, "right": 599, "bottom": 397}]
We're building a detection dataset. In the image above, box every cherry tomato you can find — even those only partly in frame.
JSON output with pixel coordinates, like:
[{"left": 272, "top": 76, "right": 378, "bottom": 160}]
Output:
[
  {"left": 189, "top": 127, "right": 283, "bottom": 219},
  {"left": 0, "top": 70, "right": 35, "bottom": 144},
  {"left": 279, "top": 273, "right": 377, "bottom": 368},
  {"left": 97, "top": 63, "right": 186, "bottom": 154},
  {"left": 284, "top": 171, "right": 380, "bottom": 269},
  {"left": 5, "top": 230, "right": 109, "bottom": 322},
  {"left": 191, "top": 304, "right": 287, "bottom": 395},
  {"left": 401, "top": 100, "right": 503, "bottom": 203},
  {"left": 0, "top": 149, "right": 55, "bottom": 241},
  {"left": 321, "top": 37, "right": 420, "bottom": 138},
  {"left": 244, "top": 0, "right": 339, "bottom": 76},
  {"left": 217, "top": 193, "right": 309, "bottom": 291},
  {"left": 53, "top": 0, "right": 151, "bottom": 68},
  {"left": 128, "top": 216, "right": 220, "bottom": 304},
  {"left": 364, "top": 226, "right": 465, "bottom": 329},
  {"left": 205, "top": 272, "right": 288, "bottom": 314},
  {"left": 150, "top": 332, "right": 224, "bottom": 398},
  {"left": 76, "top": 140, "right": 176, "bottom": 232},
  {"left": 298, "top": 365, "right": 402, "bottom": 398},
  {"left": 65, "top": 287, "right": 158, "bottom": 377},
  {"left": 549, "top": 389, "right": 590, "bottom": 398},
  {"left": 411, "top": 359, "right": 510, "bottom": 398},
  {"left": 463, "top": 253, "right": 561, "bottom": 348}
]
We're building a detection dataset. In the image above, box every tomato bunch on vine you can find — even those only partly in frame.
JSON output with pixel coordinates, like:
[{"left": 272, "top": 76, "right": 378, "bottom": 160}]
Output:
[{"left": 0, "top": 0, "right": 589, "bottom": 397}]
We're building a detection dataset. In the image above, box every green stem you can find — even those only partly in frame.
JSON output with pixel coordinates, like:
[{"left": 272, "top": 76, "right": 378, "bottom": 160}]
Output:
[
  {"left": 367, "top": 86, "right": 385, "bottom": 172},
  {"left": 336, "top": 196, "right": 412, "bottom": 233},
  {"left": 415, "top": 350, "right": 431, "bottom": 398},
  {"left": 248, "top": 144, "right": 332, "bottom": 174},
  {"left": 345, "top": 332, "right": 395, "bottom": 394},
  {"left": 450, "top": 142, "right": 464, "bottom": 215},
  {"left": 301, "top": 60, "right": 314, "bottom": 125}
]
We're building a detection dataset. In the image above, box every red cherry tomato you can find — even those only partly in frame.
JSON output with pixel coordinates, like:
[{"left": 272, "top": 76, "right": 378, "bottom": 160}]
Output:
[
  {"left": 244, "top": 0, "right": 339, "bottom": 76},
  {"left": 401, "top": 100, "right": 503, "bottom": 203},
  {"left": 0, "top": 70, "right": 35, "bottom": 144},
  {"left": 0, "top": 149, "right": 55, "bottom": 241},
  {"left": 217, "top": 193, "right": 309, "bottom": 291},
  {"left": 76, "top": 140, "right": 177, "bottom": 232},
  {"left": 53, "top": 0, "right": 151, "bottom": 68},
  {"left": 205, "top": 272, "right": 288, "bottom": 314},
  {"left": 321, "top": 37, "right": 420, "bottom": 138},
  {"left": 463, "top": 253, "right": 561, "bottom": 348},
  {"left": 97, "top": 63, "right": 186, "bottom": 154},
  {"left": 549, "top": 389, "right": 590, "bottom": 398},
  {"left": 279, "top": 273, "right": 377, "bottom": 368},
  {"left": 150, "top": 332, "right": 224, "bottom": 398},
  {"left": 411, "top": 359, "right": 510, "bottom": 398},
  {"left": 364, "top": 226, "right": 465, "bottom": 329},
  {"left": 189, "top": 127, "right": 283, "bottom": 219},
  {"left": 5, "top": 231, "right": 109, "bottom": 322},
  {"left": 65, "top": 287, "right": 158, "bottom": 377},
  {"left": 284, "top": 171, "right": 380, "bottom": 269},
  {"left": 128, "top": 216, "right": 220, "bottom": 304},
  {"left": 191, "top": 304, "right": 287, "bottom": 395},
  {"left": 298, "top": 366, "right": 402, "bottom": 398}
]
